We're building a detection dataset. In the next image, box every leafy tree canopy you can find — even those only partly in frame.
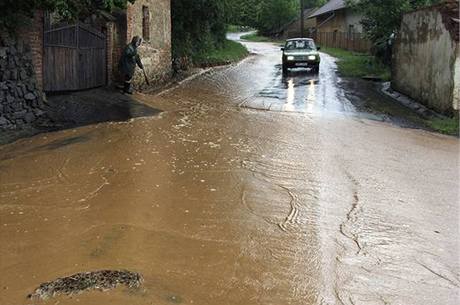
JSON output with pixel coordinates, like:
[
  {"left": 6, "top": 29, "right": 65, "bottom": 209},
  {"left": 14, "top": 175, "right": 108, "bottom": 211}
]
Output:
[
  {"left": 346, "top": 0, "right": 440, "bottom": 45},
  {"left": 0, "top": 0, "right": 135, "bottom": 30}
]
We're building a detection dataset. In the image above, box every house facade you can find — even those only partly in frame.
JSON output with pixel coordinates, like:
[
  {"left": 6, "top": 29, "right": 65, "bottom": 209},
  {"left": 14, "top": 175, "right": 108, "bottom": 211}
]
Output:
[
  {"left": 278, "top": 8, "right": 319, "bottom": 39},
  {"left": 392, "top": 0, "right": 459, "bottom": 114},
  {"left": 307, "top": 0, "right": 370, "bottom": 52},
  {"left": 308, "top": 0, "right": 363, "bottom": 35}
]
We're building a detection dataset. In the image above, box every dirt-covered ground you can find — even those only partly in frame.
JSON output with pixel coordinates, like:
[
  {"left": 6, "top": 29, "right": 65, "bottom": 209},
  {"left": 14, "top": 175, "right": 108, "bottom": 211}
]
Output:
[{"left": 0, "top": 34, "right": 458, "bottom": 305}]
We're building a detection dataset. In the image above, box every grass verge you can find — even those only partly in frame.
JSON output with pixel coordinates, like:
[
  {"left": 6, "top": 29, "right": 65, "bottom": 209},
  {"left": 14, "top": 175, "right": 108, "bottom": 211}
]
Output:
[
  {"left": 426, "top": 116, "right": 459, "bottom": 136},
  {"left": 193, "top": 40, "right": 249, "bottom": 67},
  {"left": 321, "top": 47, "right": 391, "bottom": 81}
]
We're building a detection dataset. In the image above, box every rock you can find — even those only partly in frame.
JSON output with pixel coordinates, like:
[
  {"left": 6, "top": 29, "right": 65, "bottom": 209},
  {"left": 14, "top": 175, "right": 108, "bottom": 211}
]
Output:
[
  {"left": 0, "top": 48, "right": 6, "bottom": 59},
  {"left": 15, "top": 86, "right": 24, "bottom": 98},
  {"left": 24, "top": 93, "right": 35, "bottom": 100},
  {"left": 7, "top": 58, "right": 15, "bottom": 69},
  {"left": 0, "top": 116, "right": 9, "bottom": 125},
  {"left": 26, "top": 82, "right": 35, "bottom": 91},
  {"left": 19, "top": 69, "right": 28, "bottom": 81},
  {"left": 24, "top": 112, "right": 36, "bottom": 123},
  {"left": 8, "top": 46, "right": 17, "bottom": 55},
  {"left": 33, "top": 109, "right": 44, "bottom": 117},
  {"left": 2, "top": 70, "right": 9, "bottom": 81},
  {"left": 10, "top": 69, "right": 18, "bottom": 80},
  {"left": 6, "top": 94, "right": 14, "bottom": 104},
  {"left": 12, "top": 110, "right": 27, "bottom": 119}
]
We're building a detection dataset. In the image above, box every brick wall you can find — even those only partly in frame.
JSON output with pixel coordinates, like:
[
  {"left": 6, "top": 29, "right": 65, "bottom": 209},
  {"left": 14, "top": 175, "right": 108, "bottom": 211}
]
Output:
[
  {"left": 106, "top": 22, "right": 115, "bottom": 86},
  {"left": 17, "top": 11, "right": 44, "bottom": 90}
]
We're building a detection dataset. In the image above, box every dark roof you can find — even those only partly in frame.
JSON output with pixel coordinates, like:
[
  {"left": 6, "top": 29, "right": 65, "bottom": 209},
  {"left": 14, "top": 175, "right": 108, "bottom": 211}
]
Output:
[{"left": 308, "top": 0, "right": 346, "bottom": 18}]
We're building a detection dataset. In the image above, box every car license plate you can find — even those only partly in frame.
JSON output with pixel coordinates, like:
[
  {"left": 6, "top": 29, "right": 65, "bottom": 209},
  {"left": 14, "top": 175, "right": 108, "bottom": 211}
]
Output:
[{"left": 295, "top": 63, "right": 308, "bottom": 67}]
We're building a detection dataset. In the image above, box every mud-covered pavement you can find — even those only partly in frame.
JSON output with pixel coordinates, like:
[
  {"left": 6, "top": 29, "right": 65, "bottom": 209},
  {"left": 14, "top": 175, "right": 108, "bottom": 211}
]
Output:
[{"left": 1, "top": 34, "right": 459, "bottom": 305}]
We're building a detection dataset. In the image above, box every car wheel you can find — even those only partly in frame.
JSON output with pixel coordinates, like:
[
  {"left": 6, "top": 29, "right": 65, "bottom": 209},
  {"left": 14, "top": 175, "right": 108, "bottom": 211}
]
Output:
[
  {"left": 282, "top": 65, "right": 288, "bottom": 74},
  {"left": 313, "top": 65, "right": 320, "bottom": 74}
]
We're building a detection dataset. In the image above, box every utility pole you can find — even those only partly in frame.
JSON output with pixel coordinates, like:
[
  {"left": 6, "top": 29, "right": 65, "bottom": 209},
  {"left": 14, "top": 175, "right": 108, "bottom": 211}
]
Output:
[{"left": 300, "top": 0, "right": 305, "bottom": 37}]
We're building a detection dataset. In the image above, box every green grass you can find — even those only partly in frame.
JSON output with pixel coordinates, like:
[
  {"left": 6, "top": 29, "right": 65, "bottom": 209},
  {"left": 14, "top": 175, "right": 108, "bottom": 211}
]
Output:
[
  {"left": 426, "top": 116, "right": 459, "bottom": 136},
  {"left": 320, "top": 47, "right": 391, "bottom": 81},
  {"left": 193, "top": 40, "right": 249, "bottom": 67}
]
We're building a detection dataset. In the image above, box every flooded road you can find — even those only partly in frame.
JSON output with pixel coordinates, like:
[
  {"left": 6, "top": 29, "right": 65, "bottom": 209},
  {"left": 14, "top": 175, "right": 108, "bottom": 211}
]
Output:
[{"left": 1, "top": 34, "right": 459, "bottom": 305}]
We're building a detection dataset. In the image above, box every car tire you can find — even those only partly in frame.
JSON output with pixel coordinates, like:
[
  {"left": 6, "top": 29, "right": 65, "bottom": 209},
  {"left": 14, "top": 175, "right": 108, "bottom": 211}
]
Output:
[
  {"left": 313, "top": 65, "right": 320, "bottom": 74},
  {"left": 282, "top": 65, "right": 288, "bottom": 74}
]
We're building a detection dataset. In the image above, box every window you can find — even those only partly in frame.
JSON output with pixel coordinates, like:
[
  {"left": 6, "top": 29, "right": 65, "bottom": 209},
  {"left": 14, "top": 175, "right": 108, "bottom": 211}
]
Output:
[
  {"left": 142, "top": 6, "right": 150, "bottom": 41},
  {"left": 348, "top": 25, "right": 355, "bottom": 40}
]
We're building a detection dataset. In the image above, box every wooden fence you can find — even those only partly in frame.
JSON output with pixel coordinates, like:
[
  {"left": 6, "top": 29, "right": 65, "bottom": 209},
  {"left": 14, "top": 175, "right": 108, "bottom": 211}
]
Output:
[{"left": 312, "top": 32, "right": 372, "bottom": 53}]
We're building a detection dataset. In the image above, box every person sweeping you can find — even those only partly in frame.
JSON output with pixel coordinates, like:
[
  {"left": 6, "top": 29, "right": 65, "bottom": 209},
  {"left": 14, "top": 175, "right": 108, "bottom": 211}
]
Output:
[{"left": 118, "top": 36, "right": 149, "bottom": 94}]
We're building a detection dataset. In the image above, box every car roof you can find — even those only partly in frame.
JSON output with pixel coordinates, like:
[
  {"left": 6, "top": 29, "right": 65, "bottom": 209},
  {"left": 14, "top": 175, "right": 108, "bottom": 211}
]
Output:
[{"left": 286, "top": 38, "right": 314, "bottom": 41}]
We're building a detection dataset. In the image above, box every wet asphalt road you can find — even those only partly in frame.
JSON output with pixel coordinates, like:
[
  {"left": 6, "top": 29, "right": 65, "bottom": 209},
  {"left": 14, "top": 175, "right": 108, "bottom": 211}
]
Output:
[{"left": 0, "top": 33, "right": 459, "bottom": 305}]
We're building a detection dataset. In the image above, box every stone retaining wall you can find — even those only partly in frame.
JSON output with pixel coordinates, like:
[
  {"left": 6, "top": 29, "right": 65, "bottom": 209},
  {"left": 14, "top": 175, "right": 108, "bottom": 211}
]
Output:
[{"left": 0, "top": 34, "right": 46, "bottom": 130}]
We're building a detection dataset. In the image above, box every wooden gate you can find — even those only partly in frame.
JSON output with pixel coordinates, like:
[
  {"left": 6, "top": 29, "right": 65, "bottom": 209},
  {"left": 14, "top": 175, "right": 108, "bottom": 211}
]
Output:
[{"left": 44, "top": 22, "right": 107, "bottom": 92}]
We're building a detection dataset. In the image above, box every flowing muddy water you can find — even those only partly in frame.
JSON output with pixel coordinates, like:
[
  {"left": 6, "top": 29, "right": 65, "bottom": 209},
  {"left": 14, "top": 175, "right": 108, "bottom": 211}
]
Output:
[{"left": 1, "top": 34, "right": 459, "bottom": 305}]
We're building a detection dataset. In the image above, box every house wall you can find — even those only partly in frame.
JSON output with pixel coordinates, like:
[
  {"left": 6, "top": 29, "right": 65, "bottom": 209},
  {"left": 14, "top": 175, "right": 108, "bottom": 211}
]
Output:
[
  {"left": 282, "top": 18, "right": 317, "bottom": 39},
  {"left": 392, "top": 7, "right": 459, "bottom": 114},
  {"left": 345, "top": 10, "right": 363, "bottom": 33},
  {"left": 125, "top": 0, "right": 171, "bottom": 88},
  {"left": 315, "top": 9, "right": 363, "bottom": 34},
  {"left": 316, "top": 10, "right": 347, "bottom": 33}
]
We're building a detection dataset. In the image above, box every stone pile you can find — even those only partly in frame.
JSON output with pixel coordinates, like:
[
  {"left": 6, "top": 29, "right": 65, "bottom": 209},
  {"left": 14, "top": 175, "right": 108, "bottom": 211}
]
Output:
[{"left": 0, "top": 34, "right": 46, "bottom": 130}]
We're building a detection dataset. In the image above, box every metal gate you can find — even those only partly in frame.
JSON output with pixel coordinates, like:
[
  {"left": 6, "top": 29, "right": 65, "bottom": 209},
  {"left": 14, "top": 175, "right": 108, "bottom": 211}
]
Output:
[{"left": 44, "top": 22, "right": 107, "bottom": 92}]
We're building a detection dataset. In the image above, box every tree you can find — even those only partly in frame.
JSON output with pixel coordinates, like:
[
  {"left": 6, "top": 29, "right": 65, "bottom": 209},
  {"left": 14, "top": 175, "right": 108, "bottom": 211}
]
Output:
[
  {"left": 346, "top": 0, "right": 440, "bottom": 45},
  {"left": 171, "top": 0, "right": 228, "bottom": 63},
  {"left": 0, "top": 0, "right": 135, "bottom": 31}
]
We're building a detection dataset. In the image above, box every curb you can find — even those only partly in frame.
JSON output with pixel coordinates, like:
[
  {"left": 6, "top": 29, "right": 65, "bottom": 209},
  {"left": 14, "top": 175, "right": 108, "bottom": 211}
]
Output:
[{"left": 381, "top": 82, "right": 446, "bottom": 119}]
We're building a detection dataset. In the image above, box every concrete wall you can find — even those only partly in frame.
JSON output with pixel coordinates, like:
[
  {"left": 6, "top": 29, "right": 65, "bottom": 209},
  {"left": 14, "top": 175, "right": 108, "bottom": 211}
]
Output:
[
  {"left": 454, "top": 51, "right": 460, "bottom": 111},
  {"left": 126, "top": 0, "right": 171, "bottom": 88},
  {"left": 392, "top": 6, "right": 459, "bottom": 114}
]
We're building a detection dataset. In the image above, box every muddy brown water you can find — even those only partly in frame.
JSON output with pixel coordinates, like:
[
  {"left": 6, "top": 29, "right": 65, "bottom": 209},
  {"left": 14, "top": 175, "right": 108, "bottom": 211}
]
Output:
[{"left": 1, "top": 33, "right": 459, "bottom": 305}]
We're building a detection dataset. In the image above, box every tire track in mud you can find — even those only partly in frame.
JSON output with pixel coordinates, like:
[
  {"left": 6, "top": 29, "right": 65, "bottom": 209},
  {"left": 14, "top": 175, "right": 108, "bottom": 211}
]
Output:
[
  {"left": 338, "top": 170, "right": 364, "bottom": 255},
  {"left": 240, "top": 158, "right": 320, "bottom": 234}
]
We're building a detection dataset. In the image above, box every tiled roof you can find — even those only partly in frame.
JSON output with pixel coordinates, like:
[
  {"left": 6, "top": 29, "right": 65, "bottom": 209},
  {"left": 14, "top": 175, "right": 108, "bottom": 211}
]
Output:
[{"left": 308, "top": 0, "right": 346, "bottom": 18}]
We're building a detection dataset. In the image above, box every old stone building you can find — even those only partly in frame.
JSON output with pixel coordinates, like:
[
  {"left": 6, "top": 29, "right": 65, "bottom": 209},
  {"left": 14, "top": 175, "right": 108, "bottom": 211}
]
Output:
[
  {"left": 112, "top": 0, "right": 171, "bottom": 88},
  {"left": 0, "top": 1, "right": 171, "bottom": 129},
  {"left": 392, "top": 0, "right": 459, "bottom": 115}
]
